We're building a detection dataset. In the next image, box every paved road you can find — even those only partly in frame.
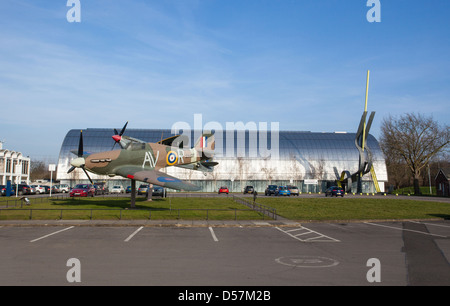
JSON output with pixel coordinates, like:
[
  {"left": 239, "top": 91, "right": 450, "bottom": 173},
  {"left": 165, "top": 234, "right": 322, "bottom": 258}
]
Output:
[{"left": 0, "top": 219, "right": 449, "bottom": 286}]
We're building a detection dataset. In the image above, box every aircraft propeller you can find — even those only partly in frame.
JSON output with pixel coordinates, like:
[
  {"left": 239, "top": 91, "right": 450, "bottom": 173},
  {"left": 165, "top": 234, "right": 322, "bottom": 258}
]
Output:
[
  {"left": 67, "top": 130, "right": 93, "bottom": 184},
  {"left": 112, "top": 121, "right": 128, "bottom": 149}
]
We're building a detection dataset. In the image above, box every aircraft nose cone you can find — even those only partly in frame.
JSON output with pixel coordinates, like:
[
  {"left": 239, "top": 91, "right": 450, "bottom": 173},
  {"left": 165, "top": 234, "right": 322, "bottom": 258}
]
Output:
[
  {"left": 71, "top": 157, "right": 85, "bottom": 168},
  {"left": 112, "top": 135, "right": 122, "bottom": 142}
]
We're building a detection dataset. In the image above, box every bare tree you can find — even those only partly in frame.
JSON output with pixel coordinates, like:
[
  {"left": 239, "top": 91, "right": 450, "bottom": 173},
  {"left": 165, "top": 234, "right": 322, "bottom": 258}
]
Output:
[
  {"left": 380, "top": 113, "right": 450, "bottom": 195},
  {"left": 30, "top": 160, "right": 49, "bottom": 181}
]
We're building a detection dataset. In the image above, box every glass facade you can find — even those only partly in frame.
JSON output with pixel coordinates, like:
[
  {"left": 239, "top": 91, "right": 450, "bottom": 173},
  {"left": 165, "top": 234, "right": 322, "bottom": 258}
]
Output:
[{"left": 57, "top": 129, "right": 387, "bottom": 193}]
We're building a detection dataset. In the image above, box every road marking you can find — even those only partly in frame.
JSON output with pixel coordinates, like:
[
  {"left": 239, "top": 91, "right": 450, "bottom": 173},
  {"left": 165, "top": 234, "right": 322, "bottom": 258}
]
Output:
[
  {"left": 209, "top": 227, "right": 218, "bottom": 242},
  {"left": 276, "top": 226, "right": 340, "bottom": 242},
  {"left": 409, "top": 221, "right": 450, "bottom": 229},
  {"left": 124, "top": 226, "right": 144, "bottom": 242},
  {"left": 364, "top": 222, "right": 447, "bottom": 238},
  {"left": 30, "top": 226, "right": 75, "bottom": 242}
]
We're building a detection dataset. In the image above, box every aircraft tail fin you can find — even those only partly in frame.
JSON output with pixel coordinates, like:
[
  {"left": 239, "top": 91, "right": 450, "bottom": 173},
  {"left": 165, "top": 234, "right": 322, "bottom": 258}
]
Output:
[{"left": 194, "top": 132, "right": 215, "bottom": 158}]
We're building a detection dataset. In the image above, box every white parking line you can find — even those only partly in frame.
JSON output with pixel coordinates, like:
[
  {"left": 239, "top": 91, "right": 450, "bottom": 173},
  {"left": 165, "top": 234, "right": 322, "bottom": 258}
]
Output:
[
  {"left": 124, "top": 226, "right": 144, "bottom": 242},
  {"left": 364, "top": 222, "right": 447, "bottom": 238},
  {"left": 30, "top": 226, "right": 75, "bottom": 242},
  {"left": 409, "top": 221, "right": 450, "bottom": 228},
  {"left": 276, "top": 226, "right": 340, "bottom": 242},
  {"left": 209, "top": 227, "right": 219, "bottom": 242}
]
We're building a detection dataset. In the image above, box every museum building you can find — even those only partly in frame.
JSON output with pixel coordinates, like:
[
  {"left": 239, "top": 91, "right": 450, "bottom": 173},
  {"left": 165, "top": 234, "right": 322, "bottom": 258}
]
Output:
[
  {"left": 0, "top": 141, "right": 31, "bottom": 186},
  {"left": 56, "top": 128, "right": 388, "bottom": 194}
]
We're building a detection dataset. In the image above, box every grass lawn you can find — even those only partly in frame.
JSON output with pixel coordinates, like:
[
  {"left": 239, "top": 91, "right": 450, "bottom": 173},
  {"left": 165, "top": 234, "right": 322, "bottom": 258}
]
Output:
[
  {"left": 0, "top": 196, "right": 264, "bottom": 221},
  {"left": 1, "top": 195, "right": 450, "bottom": 221},
  {"left": 257, "top": 197, "right": 450, "bottom": 221}
]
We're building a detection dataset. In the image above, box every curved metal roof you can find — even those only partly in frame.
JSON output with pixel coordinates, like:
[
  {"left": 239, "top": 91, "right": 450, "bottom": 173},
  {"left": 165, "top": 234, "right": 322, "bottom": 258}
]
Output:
[{"left": 58, "top": 128, "right": 385, "bottom": 163}]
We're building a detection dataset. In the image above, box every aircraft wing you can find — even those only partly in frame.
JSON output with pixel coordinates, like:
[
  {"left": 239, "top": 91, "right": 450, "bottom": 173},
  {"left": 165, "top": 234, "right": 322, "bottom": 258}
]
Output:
[{"left": 114, "top": 166, "right": 201, "bottom": 191}]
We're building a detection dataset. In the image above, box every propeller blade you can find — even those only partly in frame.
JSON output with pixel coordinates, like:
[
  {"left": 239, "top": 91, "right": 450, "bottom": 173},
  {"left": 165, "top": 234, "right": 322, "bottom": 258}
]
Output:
[
  {"left": 77, "top": 130, "right": 84, "bottom": 157},
  {"left": 119, "top": 121, "right": 128, "bottom": 136},
  {"left": 81, "top": 165, "right": 93, "bottom": 184},
  {"left": 112, "top": 121, "right": 129, "bottom": 149},
  {"left": 69, "top": 131, "right": 93, "bottom": 183}
]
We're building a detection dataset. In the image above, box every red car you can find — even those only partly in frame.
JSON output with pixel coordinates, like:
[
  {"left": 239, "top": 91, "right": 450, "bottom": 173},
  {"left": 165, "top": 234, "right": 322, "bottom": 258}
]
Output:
[
  {"left": 70, "top": 184, "right": 96, "bottom": 197},
  {"left": 218, "top": 186, "right": 229, "bottom": 194}
]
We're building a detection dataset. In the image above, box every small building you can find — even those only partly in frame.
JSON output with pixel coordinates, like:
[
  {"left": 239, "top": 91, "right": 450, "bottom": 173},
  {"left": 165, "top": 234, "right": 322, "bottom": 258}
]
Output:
[
  {"left": 435, "top": 168, "right": 450, "bottom": 197},
  {"left": 0, "top": 141, "right": 31, "bottom": 185}
]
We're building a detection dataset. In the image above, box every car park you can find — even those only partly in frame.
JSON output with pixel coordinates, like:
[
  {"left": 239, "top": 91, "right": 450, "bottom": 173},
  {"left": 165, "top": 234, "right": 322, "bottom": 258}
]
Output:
[
  {"left": 70, "top": 184, "right": 96, "bottom": 197},
  {"left": 218, "top": 186, "right": 229, "bottom": 194},
  {"left": 325, "top": 186, "right": 345, "bottom": 197},
  {"left": 264, "top": 185, "right": 278, "bottom": 196},
  {"left": 287, "top": 185, "right": 299, "bottom": 196},
  {"left": 276, "top": 186, "right": 291, "bottom": 196},
  {"left": 243, "top": 186, "right": 255, "bottom": 194},
  {"left": 110, "top": 185, "right": 125, "bottom": 194}
]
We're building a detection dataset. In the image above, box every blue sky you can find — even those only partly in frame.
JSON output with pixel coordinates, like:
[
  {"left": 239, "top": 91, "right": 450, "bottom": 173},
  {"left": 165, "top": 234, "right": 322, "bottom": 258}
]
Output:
[{"left": 0, "top": 0, "right": 449, "bottom": 162}]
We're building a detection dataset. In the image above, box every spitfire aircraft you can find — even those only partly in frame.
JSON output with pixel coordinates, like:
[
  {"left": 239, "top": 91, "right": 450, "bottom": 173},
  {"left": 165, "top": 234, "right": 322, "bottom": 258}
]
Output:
[{"left": 67, "top": 122, "right": 217, "bottom": 192}]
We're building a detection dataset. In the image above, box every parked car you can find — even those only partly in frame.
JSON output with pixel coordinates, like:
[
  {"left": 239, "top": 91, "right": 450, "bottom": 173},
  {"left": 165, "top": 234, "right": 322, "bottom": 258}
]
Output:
[
  {"left": 93, "top": 185, "right": 103, "bottom": 195},
  {"left": 325, "top": 186, "right": 344, "bottom": 197},
  {"left": 152, "top": 186, "right": 165, "bottom": 197},
  {"left": 58, "top": 184, "right": 70, "bottom": 193},
  {"left": 110, "top": 185, "right": 125, "bottom": 194},
  {"left": 12, "top": 184, "right": 34, "bottom": 195},
  {"left": 138, "top": 184, "right": 149, "bottom": 195},
  {"left": 243, "top": 186, "right": 255, "bottom": 194},
  {"left": 0, "top": 185, "right": 15, "bottom": 196},
  {"left": 94, "top": 182, "right": 109, "bottom": 195},
  {"left": 52, "top": 185, "right": 61, "bottom": 193},
  {"left": 32, "top": 185, "right": 46, "bottom": 194},
  {"left": 287, "top": 185, "right": 299, "bottom": 196},
  {"left": 276, "top": 186, "right": 291, "bottom": 196},
  {"left": 264, "top": 185, "right": 278, "bottom": 196},
  {"left": 218, "top": 186, "right": 229, "bottom": 194},
  {"left": 70, "top": 184, "right": 96, "bottom": 197}
]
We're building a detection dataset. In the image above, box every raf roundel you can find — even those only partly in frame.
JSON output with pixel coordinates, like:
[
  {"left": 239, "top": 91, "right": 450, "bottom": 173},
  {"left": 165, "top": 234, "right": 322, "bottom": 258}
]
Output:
[{"left": 166, "top": 151, "right": 178, "bottom": 166}]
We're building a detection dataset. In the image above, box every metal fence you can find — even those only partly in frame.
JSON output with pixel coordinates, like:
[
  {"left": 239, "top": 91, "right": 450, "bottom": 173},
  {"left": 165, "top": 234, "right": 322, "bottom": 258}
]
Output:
[
  {"left": 0, "top": 195, "right": 68, "bottom": 208},
  {"left": 0, "top": 207, "right": 272, "bottom": 221},
  {"left": 0, "top": 193, "right": 278, "bottom": 221},
  {"left": 232, "top": 195, "right": 277, "bottom": 220}
]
